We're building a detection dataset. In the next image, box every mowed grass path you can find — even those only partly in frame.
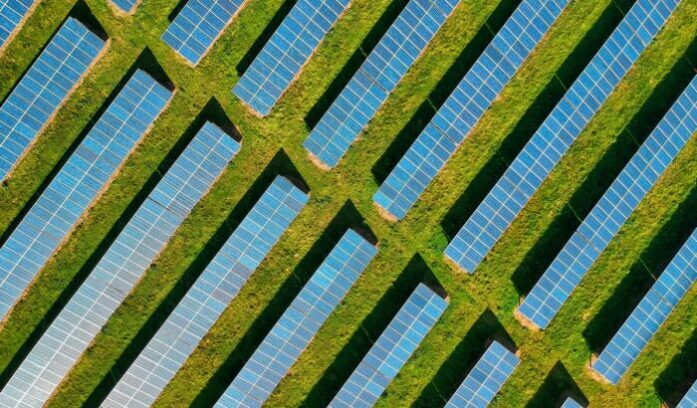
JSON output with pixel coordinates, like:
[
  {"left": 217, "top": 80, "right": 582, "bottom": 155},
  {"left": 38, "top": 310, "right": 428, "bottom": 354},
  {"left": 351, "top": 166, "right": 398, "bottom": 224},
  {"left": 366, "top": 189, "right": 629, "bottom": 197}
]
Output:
[{"left": 0, "top": 0, "right": 694, "bottom": 407}]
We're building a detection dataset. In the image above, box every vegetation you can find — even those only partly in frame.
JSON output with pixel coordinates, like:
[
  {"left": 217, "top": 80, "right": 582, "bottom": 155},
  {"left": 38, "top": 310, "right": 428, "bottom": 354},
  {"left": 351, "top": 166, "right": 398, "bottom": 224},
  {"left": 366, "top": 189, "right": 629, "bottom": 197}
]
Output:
[{"left": 0, "top": 0, "right": 695, "bottom": 407}]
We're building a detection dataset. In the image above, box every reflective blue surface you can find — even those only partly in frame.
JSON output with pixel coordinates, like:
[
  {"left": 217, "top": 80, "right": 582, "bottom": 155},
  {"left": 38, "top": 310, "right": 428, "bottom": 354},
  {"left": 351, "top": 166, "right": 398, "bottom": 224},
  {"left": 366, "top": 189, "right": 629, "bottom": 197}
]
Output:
[
  {"left": 216, "top": 229, "right": 377, "bottom": 407},
  {"left": 234, "top": 0, "right": 351, "bottom": 116},
  {"left": 592, "top": 228, "right": 697, "bottom": 384},
  {"left": 0, "top": 17, "right": 105, "bottom": 181},
  {"left": 444, "top": 0, "right": 681, "bottom": 274},
  {"left": 0, "top": 0, "right": 36, "bottom": 49},
  {"left": 445, "top": 341, "right": 519, "bottom": 408},
  {"left": 518, "top": 74, "right": 697, "bottom": 330},
  {"left": 0, "top": 69, "right": 172, "bottom": 322},
  {"left": 162, "top": 0, "right": 247, "bottom": 65},
  {"left": 303, "top": 0, "right": 460, "bottom": 168},
  {"left": 329, "top": 283, "right": 448, "bottom": 407},
  {"left": 561, "top": 397, "right": 584, "bottom": 408},
  {"left": 374, "top": 0, "right": 570, "bottom": 220},
  {"left": 104, "top": 175, "right": 307, "bottom": 408},
  {"left": 677, "top": 380, "right": 697, "bottom": 408},
  {"left": 0, "top": 122, "right": 239, "bottom": 408},
  {"left": 111, "top": 0, "right": 139, "bottom": 14}
]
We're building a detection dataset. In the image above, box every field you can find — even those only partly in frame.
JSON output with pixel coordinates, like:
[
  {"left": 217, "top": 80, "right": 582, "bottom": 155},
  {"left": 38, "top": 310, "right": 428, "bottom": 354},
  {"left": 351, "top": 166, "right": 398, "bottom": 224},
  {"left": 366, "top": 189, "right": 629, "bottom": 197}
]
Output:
[{"left": 0, "top": 0, "right": 695, "bottom": 407}]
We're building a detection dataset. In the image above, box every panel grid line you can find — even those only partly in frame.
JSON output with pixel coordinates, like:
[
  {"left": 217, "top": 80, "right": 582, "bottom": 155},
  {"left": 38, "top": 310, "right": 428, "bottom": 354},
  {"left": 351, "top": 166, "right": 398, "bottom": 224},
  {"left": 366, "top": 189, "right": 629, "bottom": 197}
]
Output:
[
  {"left": 0, "top": 69, "right": 172, "bottom": 322},
  {"left": 444, "top": 0, "right": 681, "bottom": 274},
  {"left": 103, "top": 176, "right": 308, "bottom": 408},
  {"left": 517, "top": 75, "right": 697, "bottom": 330},
  {"left": 0, "top": 121, "right": 239, "bottom": 408}
]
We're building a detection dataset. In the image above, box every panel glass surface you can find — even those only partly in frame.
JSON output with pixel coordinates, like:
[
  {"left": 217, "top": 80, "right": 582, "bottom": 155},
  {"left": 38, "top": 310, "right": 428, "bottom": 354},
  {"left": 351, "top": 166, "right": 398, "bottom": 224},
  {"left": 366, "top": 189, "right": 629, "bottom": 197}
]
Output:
[
  {"left": 103, "top": 175, "right": 307, "bottom": 408},
  {"left": 677, "top": 380, "right": 697, "bottom": 408},
  {"left": 161, "top": 0, "right": 247, "bottom": 65},
  {"left": 373, "top": 0, "right": 570, "bottom": 220},
  {"left": 561, "top": 397, "right": 583, "bottom": 408},
  {"left": 0, "top": 69, "right": 172, "bottom": 322},
  {"left": 329, "top": 283, "right": 448, "bottom": 407},
  {"left": 592, "top": 228, "right": 696, "bottom": 384},
  {"left": 111, "top": 0, "right": 139, "bottom": 14},
  {"left": 303, "top": 0, "right": 460, "bottom": 168},
  {"left": 233, "top": 0, "right": 351, "bottom": 116},
  {"left": 0, "top": 17, "right": 106, "bottom": 181},
  {"left": 444, "top": 340, "right": 519, "bottom": 408},
  {"left": 215, "top": 229, "right": 377, "bottom": 407},
  {"left": 0, "top": 0, "right": 36, "bottom": 49},
  {"left": 0, "top": 122, "right": 239, "bottom": 408},
  {"left": 518, "top": 74, "right": 697, "bottom": 330},
  {"left": 444, "top": 0, "right": 681, "bottom": 274}
]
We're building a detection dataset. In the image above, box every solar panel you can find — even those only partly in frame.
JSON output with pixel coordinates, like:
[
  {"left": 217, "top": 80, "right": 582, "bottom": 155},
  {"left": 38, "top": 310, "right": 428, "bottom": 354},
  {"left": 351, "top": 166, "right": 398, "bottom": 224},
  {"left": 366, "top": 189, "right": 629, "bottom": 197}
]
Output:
[
  {"left": 102, "top": 176, "right": 308, "bottom": 408},
  {"left": 110, "top": 0, "right": 139, "bottom": 14},
  {"left": 0, "top": 0, "right": 36, "bottom": 50},
  {"left": 677, "top": 379, "right": 697, "bottom": 408},
  {"left": 443, "top": 0, "right": 681, "bottom": 274},
  {"left": 0, "top": 17, "right": 106, "bottom": 182},
  {"left": 517, "top": 74, "right": 697, "bottom": 330},
  {"left": 329, "top": 283, "right": 448, "bottom": 407},
  {"left": 303, "top": 0, "right": 461, "bottom": 169},
  {"left": 0, "top": 122, "right": 239, "bottom": 408},
  {"left": 0, "top": 69, "right": 172, "bottom": 323},
  {"left": 561, "top": 397, "right": 583, "bottom": 408},
  {"left": 591, "top": 227, "right": 697, "bottom": 384},
  {"left": 444, "top": 340, "right": 519, "bottom": 408},
  {"left": 215, "top": 229, "right": 378, "bottom": 407},
  {"left": 161, "top": 0, "right": 248, "bottom": 66},
  {"left": 372, "top": 0, "right": 570, "bottom": 221},
  {"left": 232, "top": 0, "right": 351, "bottom": 116}
]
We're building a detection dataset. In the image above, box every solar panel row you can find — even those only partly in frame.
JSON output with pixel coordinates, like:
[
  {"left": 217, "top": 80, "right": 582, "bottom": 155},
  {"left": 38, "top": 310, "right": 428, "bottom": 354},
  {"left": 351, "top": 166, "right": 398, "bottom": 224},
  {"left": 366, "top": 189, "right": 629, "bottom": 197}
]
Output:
[
  {"left": 677, "top": 379, "right": 697, "bottom": 408},
  {"left": 329, "top": 283, "right": 448, "bottom": 407},
  {"left": 233, "top": 0, "right": 351, "bottom": 116},
  {"left": 303, "top": 0, "right": 460, "bottom": 169},
  {"left": 444, "top": 0, "right": 681, "bottom": 274},
  {"left": 592, "top": 227, "right": 697, "bottom": 384},
  {"left": 0, "top": 69, "right": 172, "bottom": 323},
  {"left": 216, "top": 228, "right": 378, "bottom": 407},
  {"left": 517, "top": 74, "right": 697, "bottom": 330},
  {"left": 162, "top": 0, "right": 247, "bottom": 66},
  {"left": 0, "top": 121, "right": 239, "bottom": 408},
  {"left": 103, "top": 175, "right": 307, "bottom": 408},
  {"left": 0, "top": 0, "right": 36, "bottom": 50},
  {"left": 0, "top": 17, "right": 106, "bottom": 182},
  {"left": 373, "top": 0, "right": 570, "bottom": 221},
  {"left": 560, "top": 397, "right": 583, "bottom": 408},
  {"left": 444, "top": 340, "right": 519, "bottom": 408}
]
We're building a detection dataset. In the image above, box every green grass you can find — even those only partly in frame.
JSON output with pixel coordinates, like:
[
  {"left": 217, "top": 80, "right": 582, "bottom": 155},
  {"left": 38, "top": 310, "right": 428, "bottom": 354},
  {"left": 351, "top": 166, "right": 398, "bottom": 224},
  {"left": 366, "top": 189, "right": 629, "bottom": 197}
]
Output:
[{"left": 0, "top": 0, "right": 695, "bottom": 407}]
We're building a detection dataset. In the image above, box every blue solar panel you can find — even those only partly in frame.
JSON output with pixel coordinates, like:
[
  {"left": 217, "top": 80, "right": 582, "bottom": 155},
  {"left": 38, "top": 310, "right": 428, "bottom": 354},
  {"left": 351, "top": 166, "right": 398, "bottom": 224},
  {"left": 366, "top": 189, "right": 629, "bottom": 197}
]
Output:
[
  {"left": 373, "top": 0, "right": 570, "bottom": 220},
  {"left": 444, "top": 340, "right": 519, "bottom": 408},
  {"left": 303, "top": 0, "right": 461, "bottom": 169},
  {"left": 561, "top": 397, "right": 583, "bottom": 408},
  {"left": 0, "top": 17, "right": 106, "bottom": 182},
  {"left": 110, "top": 0, "right": 139, "bottom": 14},
  {"left": 103, "top": 175, "right": 307, "bottom": 408},
  {"left": 0, "top": 69, "right": 172, "bottom": 323},
  {"left": 0, "top": 122, "right": 239, "bottom": 408},
  {"left": 162, "top": 0, "right": 247, "bottom": 66},
  {"left": 517, "top": 75, "right": 697, "bottom": 330},
  {"left": 329, "top": 283, "right": 448, "bottom": 407},
  {"left": 0, "top": 0, "right": 36, "bottom": 50},
  {"left": 592, "top": 228, "right": 697, "bottom": 384},
  {"left": 233, "top": 0, "right": 351, "bottom": 116},
  {"left": 677, "top": 380, "right": 697, "bottom": 408},
  {"left": 215, "top": 229, "right": 378, "bottom": 407},
  {"left": 444, "top": 0, "right": 681, "bottom": 274}
]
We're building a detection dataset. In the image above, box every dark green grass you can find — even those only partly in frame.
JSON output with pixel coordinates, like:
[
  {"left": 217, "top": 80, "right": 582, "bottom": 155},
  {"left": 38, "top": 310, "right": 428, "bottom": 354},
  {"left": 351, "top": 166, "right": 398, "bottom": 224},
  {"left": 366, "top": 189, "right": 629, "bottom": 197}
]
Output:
[{"left": 0, "top": 0, "right": 694, "bottom": 407}]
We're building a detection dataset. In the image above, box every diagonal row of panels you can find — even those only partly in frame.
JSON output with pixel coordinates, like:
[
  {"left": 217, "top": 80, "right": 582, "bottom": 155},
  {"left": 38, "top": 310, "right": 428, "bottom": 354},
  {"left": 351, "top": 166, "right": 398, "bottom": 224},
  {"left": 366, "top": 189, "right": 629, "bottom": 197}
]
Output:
[{"left": 0, "top": 0, "right": 691, "bottom": 406}]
